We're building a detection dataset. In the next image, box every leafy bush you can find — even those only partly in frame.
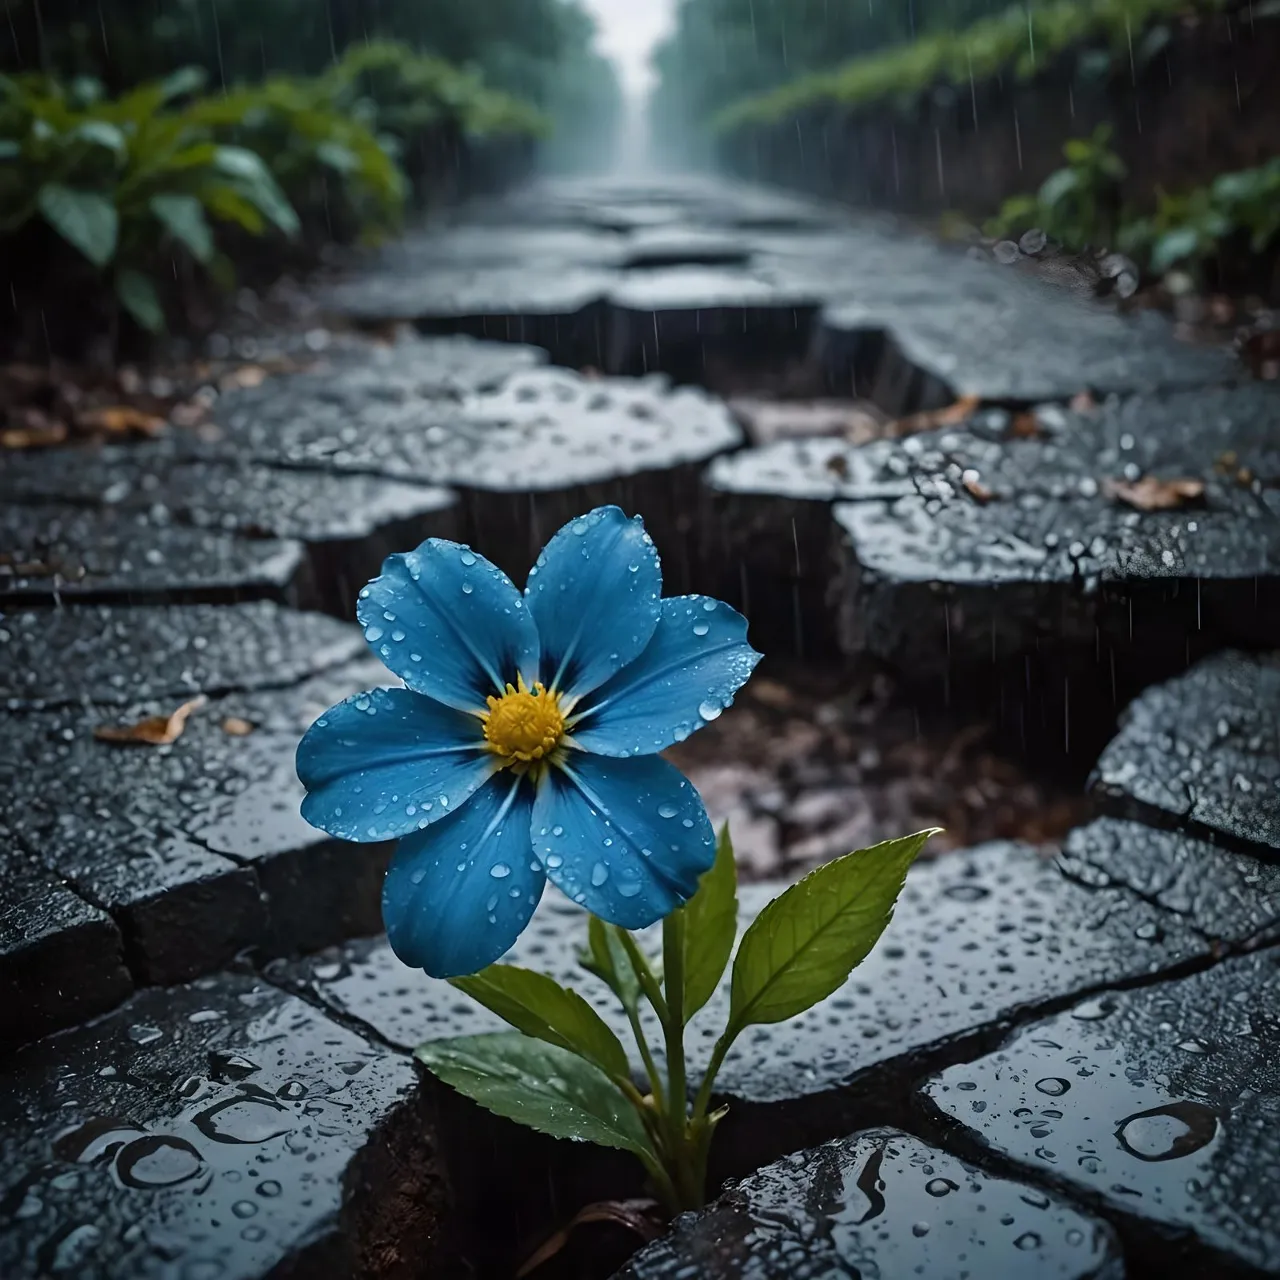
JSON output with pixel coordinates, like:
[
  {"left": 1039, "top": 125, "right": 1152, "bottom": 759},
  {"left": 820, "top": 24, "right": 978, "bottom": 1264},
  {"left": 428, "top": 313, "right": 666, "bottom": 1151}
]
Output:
[
  {"left": 0, "top": 69, "right": 302, "bottom": 331},
  {"left": 184, "top": 72, "right": 407, "bottom": 242},
  {"left": 713, "top": 0, "right": 1226, "bottom": 133},
  {"left": 324, "top": 41, "right": 547, "bottom": 144},
  {"left": 1127, "top": 160, "right": 1280, "bottom": 276},
  {"left": 987, "top": 125, "right": 1127, "bottom": 248},
  {"left": 988, "top": 131, "right": 1280, "bottom": 284}
]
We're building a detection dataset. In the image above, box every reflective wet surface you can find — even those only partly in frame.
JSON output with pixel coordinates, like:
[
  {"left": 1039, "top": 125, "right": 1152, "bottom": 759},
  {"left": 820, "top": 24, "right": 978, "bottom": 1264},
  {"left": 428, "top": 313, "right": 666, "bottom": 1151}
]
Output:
[
  {"left": 0, "top": 974, "right": 425, "bottom": 1280},
  {"left": 923, "top": 951, "right": 1280, "bottom": 1272},
  {"left": 618, "top": 1128, "right": 1123, "bottom": 1279}
]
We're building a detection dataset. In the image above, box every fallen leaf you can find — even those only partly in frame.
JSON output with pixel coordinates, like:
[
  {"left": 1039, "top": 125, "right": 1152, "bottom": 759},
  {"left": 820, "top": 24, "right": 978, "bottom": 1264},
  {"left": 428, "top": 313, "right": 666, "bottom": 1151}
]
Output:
[
  {"left": 825, "top": 452, "right": 850, "bottom": 478},
  {"left": 218, "top": 364, "right": 268, "bottom": 392},
  {"left": 1103, "top": 476, "right": 1205, "bottom": 512},
  {"left": 1008, "top": 411, "right": 1044, "bottom": 439},
  {"left": 962, "top": 472, "right": 994, "bottom": 503},
  {"left": 95, "top": 696, "right": 207, "bottom": 746},
  {"left": 170, "top": 401, "right": 208, "bottom": 428},
  {"left": 2, "top": 408, "right": 68, "bottom": 449},
  {"left": 220, "top": 716, "right": 255, "bottom": 737},
  {"left": 517, "top": 1200, "right": 664, "bottom": 1278},
  {"left": 77, "top": 405, "right": 167, "bottom": 437},
  {"left": 892, "top": 394, "right": 982, "bottom": 435}
]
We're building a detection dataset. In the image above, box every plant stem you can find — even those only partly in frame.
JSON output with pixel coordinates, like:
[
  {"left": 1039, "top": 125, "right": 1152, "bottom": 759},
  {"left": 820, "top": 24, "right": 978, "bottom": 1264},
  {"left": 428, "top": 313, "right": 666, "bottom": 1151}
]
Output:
[
  {"left": 690, "top": 1026, "right": 735, "bottom": 1121},
  {"left": 617, "top": 929, "right": 668, "bottom": 1023},
  {"left": 662, "top": 912, "right": 705, "bottom": 1209},
  {"left": 626, "top": 1003, "right": 666, "bottom": 1111}
]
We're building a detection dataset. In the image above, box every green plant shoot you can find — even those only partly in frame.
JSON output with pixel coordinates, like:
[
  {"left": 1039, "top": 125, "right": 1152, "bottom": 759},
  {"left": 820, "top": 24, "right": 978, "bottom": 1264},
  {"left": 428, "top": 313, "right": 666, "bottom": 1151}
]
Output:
[{"left": 416, "top": 825, "right": 939, "bottom": 1214}]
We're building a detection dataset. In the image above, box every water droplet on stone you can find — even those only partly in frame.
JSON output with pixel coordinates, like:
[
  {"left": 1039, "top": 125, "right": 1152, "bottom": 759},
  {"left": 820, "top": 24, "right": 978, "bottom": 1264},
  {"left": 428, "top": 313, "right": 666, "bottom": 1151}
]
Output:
[
  {"left": 115, "top": 1135, "right": 205, "bottom": 1189},
  {"left": 1035, "top": 1077, "right": 1071, "bottom": 1097},
  {"left": 1115, "top": 1101, "right": 1218, "bottom": 1162}
]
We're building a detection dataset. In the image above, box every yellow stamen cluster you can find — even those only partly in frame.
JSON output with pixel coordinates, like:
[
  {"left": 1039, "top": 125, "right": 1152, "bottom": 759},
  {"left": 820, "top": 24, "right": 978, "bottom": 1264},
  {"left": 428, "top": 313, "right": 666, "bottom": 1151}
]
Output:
[{"left": 482, "top": 675, "right": 565, "bottom": 767}]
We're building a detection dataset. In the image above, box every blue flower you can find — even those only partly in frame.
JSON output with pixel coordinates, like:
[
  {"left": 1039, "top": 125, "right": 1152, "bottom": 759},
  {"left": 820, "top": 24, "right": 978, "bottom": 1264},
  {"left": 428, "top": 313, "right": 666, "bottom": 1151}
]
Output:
[{"left": 297, "top": 506, "right": 762, "bottom": 978}]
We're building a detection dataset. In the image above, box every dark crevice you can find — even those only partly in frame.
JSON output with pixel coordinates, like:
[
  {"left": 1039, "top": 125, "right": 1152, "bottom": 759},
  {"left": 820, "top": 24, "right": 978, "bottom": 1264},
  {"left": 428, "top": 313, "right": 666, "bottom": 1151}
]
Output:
[{"left": 1092, "top": 788, "right": 1280, "bottom": 865}]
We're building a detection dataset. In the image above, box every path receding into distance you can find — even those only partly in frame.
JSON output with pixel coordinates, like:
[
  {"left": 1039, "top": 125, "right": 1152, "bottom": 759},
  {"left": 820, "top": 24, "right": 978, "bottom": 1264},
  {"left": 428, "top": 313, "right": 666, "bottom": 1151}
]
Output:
[{"left": 2, "top": 175, "right": 1277, "bottom": 1280}]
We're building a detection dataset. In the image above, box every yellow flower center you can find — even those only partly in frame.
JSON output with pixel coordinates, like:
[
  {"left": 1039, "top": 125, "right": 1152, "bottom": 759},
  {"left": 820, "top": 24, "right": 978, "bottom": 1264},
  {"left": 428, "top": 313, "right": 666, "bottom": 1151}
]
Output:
[{"left": 482, "top": 675, "right": 565, "bottom": 766}]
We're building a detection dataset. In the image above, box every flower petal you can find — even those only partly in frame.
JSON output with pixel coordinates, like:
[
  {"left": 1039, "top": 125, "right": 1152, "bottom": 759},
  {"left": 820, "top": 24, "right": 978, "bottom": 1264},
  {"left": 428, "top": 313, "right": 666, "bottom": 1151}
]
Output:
[
  {"left": 298, "top": 686, "right": 497, "bottom": 842},
  {"left": 532, "top": 754, "right": 715, "bottom": 929},
  {"left": 382, "top": 774, "right": 543, "bottom": 977},
  {"left": 569, "top": 596, "right": 761, "bottom": 757},
  {"left": 525, "top": 506, "right": 662, "bottom": 700},
  {"left": 358, "top": 539, "right": 540, "bottom": 711}
]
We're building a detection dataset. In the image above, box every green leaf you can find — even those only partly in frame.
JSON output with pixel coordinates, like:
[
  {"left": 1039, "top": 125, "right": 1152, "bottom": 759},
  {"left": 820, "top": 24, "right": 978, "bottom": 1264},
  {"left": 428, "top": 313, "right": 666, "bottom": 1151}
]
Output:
[
  {"left": 1150, "top": 226, "right": 1202, "bottom": 273},
  {"left": 316, "top": 140, "right": 359, "bottom": 173},
  {"left": 1038, "top": 167, "right": 1080, "bottom": 210},
  {"left": 115, "top": 268, "right": 165, "bottom": 333},
  {"left": 416, "top": 1032, "right": 651, "bottom": 1153},
  {"left": 150, "top": 193, "right": 214, "bottom": 263},
  {"left": 37, "top": 184, "right": 118, "bottom": 266},
  {"left": 580, "top": 917, "right": 642, "bottom": 1017},
  {"left": 212, "top": 146, "right": 300, "bottom": 236},
  {"left": 71, "top": 119, "right": 126, "bottom": 157},
  {"left": 678, "top": 824, "right": 738, "bottom": 1021},
  {"left": 201, "top": 184, "right": 267, "bottom": 235},
  {"left": 727, "top": 829, "right": 938, "bottom": 1031},
  {"left": 449, "top": 964, "right": 631, "bottom": 1081}
]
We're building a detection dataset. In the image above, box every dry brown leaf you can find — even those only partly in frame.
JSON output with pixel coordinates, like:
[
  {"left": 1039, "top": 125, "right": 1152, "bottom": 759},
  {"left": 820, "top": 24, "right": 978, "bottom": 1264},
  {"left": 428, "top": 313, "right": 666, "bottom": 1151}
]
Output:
[
  {"left": 892, "top": 393, "right": 982, "bottom": 436},
  {"left": 220, "top": 716, "right": 255, "bottom": 737},
  {"left": 1009, "top": 411, "right": 1044, "bottom": 439},
  {"left": 825, "top": 452, "right": 850, "bottom": 478},
  {"left": 77, "top": 405, "right": 167, "bottom": 437},
  {"left": 517, "top": 1200, "right": 664, "bottom": 1278},
  {"left": 94, "top": 696, "right": 207, "bottom": 746},
  {"left": 962, "top": 473, "right": 994, "bottom": 503},
  {"left": 2, "top": 410, "right": 68, "bottom": 449},
  {"left": 1103, "top": 476, "right": 1205, "bottom": 512},
  {"left": 218, "top": 364, "right": 268, "bottom": 392}
]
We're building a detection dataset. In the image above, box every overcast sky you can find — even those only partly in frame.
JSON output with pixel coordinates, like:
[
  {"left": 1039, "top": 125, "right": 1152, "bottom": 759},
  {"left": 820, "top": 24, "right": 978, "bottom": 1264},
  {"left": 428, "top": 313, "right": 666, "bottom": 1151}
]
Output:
[{"left": 581, "top": 0, "right": 676, "bottom": 96}]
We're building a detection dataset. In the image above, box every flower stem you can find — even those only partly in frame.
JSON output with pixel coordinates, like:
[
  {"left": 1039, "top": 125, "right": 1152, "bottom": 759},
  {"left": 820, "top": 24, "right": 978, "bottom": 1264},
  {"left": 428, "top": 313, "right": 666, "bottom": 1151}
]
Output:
[
  {"left": 617, "top": 929, "right": 668, "bottom": 1023},
  {"left": 626, "top": 1003, "right": 666, "bottom": 1111},
  {"left": 691, "top": 1026, "right": 736, "bottom": 1121},
  {"left": 661, "top": 911, "right": 707, "bottom": 1210}
]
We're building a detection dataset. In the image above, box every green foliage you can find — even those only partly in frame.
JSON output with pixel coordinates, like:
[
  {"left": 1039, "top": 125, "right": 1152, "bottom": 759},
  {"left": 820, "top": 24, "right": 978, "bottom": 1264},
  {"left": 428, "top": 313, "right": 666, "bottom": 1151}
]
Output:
[
  {"left": 320, "top": 41, "right": 547, "bottom": 143},
  {"left": 987, "top": 125, "right": 1127, "bottom": 248},
  {"left": 673, "top": 825, "right": 739, "bottom": 1022},
  {"left": 711, "top": 0, "right": 1226, "bottom": 135},
  {"left": 450, "top": 963, "right": 631, "bottom": 1081},
  {"left": 0, "top": 67, "right": 303, "bottom": 330},
  {"left": 415, "top": 1033, "right": 655, "bottom": 1155},
  {"left": 2, "top": 0, "right": 616, "bottom": 175},
  {"left": 726, "top": 832, "right": 936, "bottom": 1030},
  {"left": 1134, "top": 161, "right": 1280, "bottom": 275},
  {"left": 988, "top": 132, "right": 1280, "bottom": 282},
  {"left": 417, "top": 825, "right": 938, "bottom": 1214}
]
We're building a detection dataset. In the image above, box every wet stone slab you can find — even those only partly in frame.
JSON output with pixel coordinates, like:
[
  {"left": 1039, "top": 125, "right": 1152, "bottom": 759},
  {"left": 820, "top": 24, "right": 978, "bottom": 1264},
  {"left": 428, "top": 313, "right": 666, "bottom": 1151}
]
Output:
[
  {"left": 1060, "top": 818, "right": 1280, "bottom": 951},
  {"left": 0, "top": 449, "right": 459, "bottom": 617},
  {"left": 819, "top": 264, "right": 1239, "bottom": 405},
  {"left": 1090, "top": 652, "right": 1280, "bottom": 855},
  {"left": 0, "top": 503, "right": 308, "bottom": 607},
  {"left": 618, "top": 1127, "right": 1123, "bottom": 1280},
  {"left": 0, "top": 602, "right": 363, "bottom": 712},
  {"left": 0, "top": 971, "right": 441, "bottom": 1280},
  {"left": 0, "top": 831, "right": 133, "bottom": 1053},
  {"left": 0, "top": 661, "right": 390, "bottom": 997},
  {"left": 208, "top": 357, "right": 741, "bottom": 589},
  {"left": 922, "top": 949, "right": 1280, "bottom": 1275},
  {"left": 275, "top": 841, "right": 1207, "bottom": 1163},
  {"left": 829, "top": 492, "right": 1280, "bottom": 764}
]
